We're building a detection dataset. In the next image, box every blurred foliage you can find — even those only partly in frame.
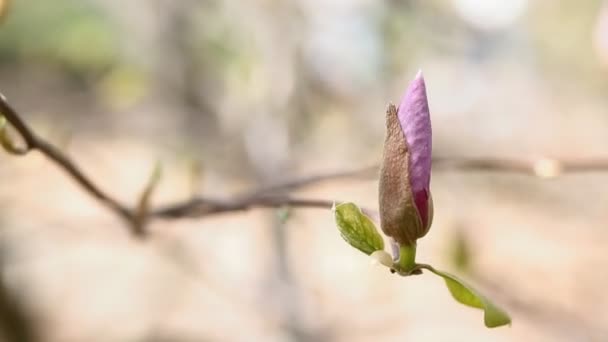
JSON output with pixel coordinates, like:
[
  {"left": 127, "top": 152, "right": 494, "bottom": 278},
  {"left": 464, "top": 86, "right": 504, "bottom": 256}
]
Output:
[
  {"left": 0, "top": 0, "right": 117, "bottom": 75},
  {"left": 449, "top": 229, "right": 473, "bottom": 273},
  {"left": 97, "top": 66, "right": 148, "bottom": 109},
  {"left": 529, "top": 0, "right": 606, "bottom": 83}
]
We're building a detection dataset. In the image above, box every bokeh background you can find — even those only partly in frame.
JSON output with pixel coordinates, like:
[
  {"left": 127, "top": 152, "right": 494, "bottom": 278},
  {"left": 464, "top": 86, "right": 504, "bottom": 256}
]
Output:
[{"left": 0, "top": 0, "right": 608, "bottom": 341}]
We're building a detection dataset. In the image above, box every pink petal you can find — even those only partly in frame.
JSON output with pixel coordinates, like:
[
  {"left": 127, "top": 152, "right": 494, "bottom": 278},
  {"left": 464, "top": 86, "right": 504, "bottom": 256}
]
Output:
[{"left": 397, "top": 71, "right": 432, "bottom": 227}]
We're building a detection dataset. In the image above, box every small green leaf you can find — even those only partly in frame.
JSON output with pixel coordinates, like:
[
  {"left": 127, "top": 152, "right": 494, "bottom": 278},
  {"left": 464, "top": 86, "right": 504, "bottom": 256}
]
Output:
[
  {"left": 333, "top": 202, "right": 384, "bottom": 255},
  {"left": 0, "top": 116, "right": 27, "bottom": 155},
  {"left": 420, "top": 264, "right": 511, "bottom": 328}
]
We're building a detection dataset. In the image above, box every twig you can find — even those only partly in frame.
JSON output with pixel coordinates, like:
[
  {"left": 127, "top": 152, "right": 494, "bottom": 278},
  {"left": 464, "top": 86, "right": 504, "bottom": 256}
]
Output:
[
  {"left": 432, "top": 156, "right": 608, "bottom": 177},
  {"left": 0, "top": 94, "right": 336, "bottom": 234},
  {"left": 4, "top": 93, "right": 608, "bottom": 233},
  {"left": 153, "top": 195, "right": 333, "bottom": 218},
  {"left": 0, "top": 94, "right": 137, "bottom": 230},
  {"left": 134, "top": 162, "right": 162, "bottom": 234},
  {"left": 252, "top": 165, "right": 378, "bottom": 195},
  {"left": 235, "top": 156, "right": 608, "bottom": 198},
  {"left": 260, "top": 157, "right": 608, "bottom": 190}
]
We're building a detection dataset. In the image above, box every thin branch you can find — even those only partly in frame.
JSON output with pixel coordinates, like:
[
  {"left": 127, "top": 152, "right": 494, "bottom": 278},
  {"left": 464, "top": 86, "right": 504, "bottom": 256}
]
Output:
[
  {"left": 153, "top": 195, "right": 333, "bottom": 218},
  {"left": 0, "top": 94, "right": 137, "bottom": 229},
  {"left": 5, "top": 93, "right": 608, "bottom": 232},
  {"left": 239, "top": 156, "right": 608, "bottom": 197},
  {"left": 252, "top": 166, "right": 378, "bottom": 195},
  {"left": 134, "top": 162, "right": 163, "bottom": 234},
  {"left": 0, "top": 94, "right": 336, "bottom": 233},
  {"left": 432, "top": 156, "right": 608, "bottom": 177},
  {"left": 262, "top": 157, "right": 608, "bottom": 190}
]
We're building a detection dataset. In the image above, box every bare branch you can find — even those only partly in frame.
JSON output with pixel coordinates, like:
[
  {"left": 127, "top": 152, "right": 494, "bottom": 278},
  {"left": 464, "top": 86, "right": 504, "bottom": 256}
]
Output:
[
  {"left": 0, "top": 94, "right": 337, "bottom": 232},
  {"left": 153, "top": 195, "right": 334, "bottom": 218},
  {"left": 253, "top": 166, "right": 378, "bottom": 194},
  {"left": 4, "top": 93, "right": 608, "bottom": 232},
  {"left": 432, "top": 156, "right": 608, "bottom": 177},
  {"left": 0, "top": 93, "right": 138, "bottom": 231},
  {"left": 261, "top": 156, "right": 608, "bottom": 194}
]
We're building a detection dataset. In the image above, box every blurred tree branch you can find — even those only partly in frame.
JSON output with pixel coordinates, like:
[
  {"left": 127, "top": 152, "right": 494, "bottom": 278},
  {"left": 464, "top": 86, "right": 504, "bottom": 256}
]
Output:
[
  {"left": 153, "top": 195, "right": 333, "bottom": 219},
  {"left": 0, "top": 266, "right": 36, "bottom": 342},
  {"left": 0, "top": 93, "right": 336, "bottom": 235},
  {"left": 433, "top": 156, "right": 608, "bottom": 177},
  {"left": 0, "top": 93, "right": 137, "bottom": 230},
  {"left": 3, "top": 94, "right": 608, "bottom": 236}
]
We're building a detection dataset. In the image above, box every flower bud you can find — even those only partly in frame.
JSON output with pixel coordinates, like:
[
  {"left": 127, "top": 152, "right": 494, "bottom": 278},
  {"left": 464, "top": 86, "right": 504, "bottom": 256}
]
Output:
[{"left": 379, "top": 71, "right": 433, "bottom": 246}]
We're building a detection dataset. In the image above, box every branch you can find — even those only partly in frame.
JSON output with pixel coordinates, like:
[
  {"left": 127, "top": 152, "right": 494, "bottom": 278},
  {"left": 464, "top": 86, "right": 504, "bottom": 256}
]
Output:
[
  {"left": 262, "top": 157, "right": 608, "bottom": 189},
  {"left": 0, "top": 94, "right": 337, "bottom": 234},
  {"left": 252, "top": 166, "right": 378, "bottom": 194},
  {"left": 233, "top": 156, "right": 608, "bottom": 198},
  {"left": 153, "top": 195, "right": 333, "bottom": 218},
  {"left": 0, "top": 94, "right": 137, "bottom": 230},
  {"left": 4, "top": 93, "right": 608, "bottom": 233},
  {"left": 432, "top": 156, "right": 608, "bottom": 177}
]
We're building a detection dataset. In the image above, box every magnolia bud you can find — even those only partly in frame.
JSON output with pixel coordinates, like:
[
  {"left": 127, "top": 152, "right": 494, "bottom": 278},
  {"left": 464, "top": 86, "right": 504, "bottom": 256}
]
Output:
[{"left": 379, "top": 71, "right": 433, "bottom": 246}]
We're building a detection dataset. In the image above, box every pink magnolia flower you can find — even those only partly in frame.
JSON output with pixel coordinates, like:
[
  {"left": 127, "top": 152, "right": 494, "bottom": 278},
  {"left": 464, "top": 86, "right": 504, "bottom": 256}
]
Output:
[{"left": 379, "top": 71, "right": 433, "bottom": 246}]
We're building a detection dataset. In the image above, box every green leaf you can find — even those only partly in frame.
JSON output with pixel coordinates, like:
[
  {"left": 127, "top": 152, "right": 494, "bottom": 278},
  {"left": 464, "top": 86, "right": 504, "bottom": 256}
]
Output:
[
  {"left": 0, "top": 116, "right": 27, "bottom": 155},
  {"left": 419, "top": 264, "right": 511, "bottom": 328},
  {"left": 333, "top": 202, "right": 384, "bottom": 255}
]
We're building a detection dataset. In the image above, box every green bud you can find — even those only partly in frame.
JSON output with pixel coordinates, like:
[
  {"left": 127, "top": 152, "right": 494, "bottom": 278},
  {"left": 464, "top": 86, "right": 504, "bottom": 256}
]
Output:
[{"left": 333, "top": 202, "right": 384, "bottom": 255}]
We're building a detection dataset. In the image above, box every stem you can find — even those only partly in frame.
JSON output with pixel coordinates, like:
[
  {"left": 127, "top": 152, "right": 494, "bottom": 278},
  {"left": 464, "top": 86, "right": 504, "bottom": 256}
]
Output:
[
  {"left": 416, "top": 263, "right": 437, "bottom": 274},
  {"left": 397, "top": 243, "right": 417, "bottom": 273}
]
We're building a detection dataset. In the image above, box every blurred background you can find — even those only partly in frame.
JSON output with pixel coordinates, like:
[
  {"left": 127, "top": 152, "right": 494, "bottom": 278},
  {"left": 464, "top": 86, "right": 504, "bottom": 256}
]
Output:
[{"left": 0, "top": 0, "right": 607, "bottom": 341}]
